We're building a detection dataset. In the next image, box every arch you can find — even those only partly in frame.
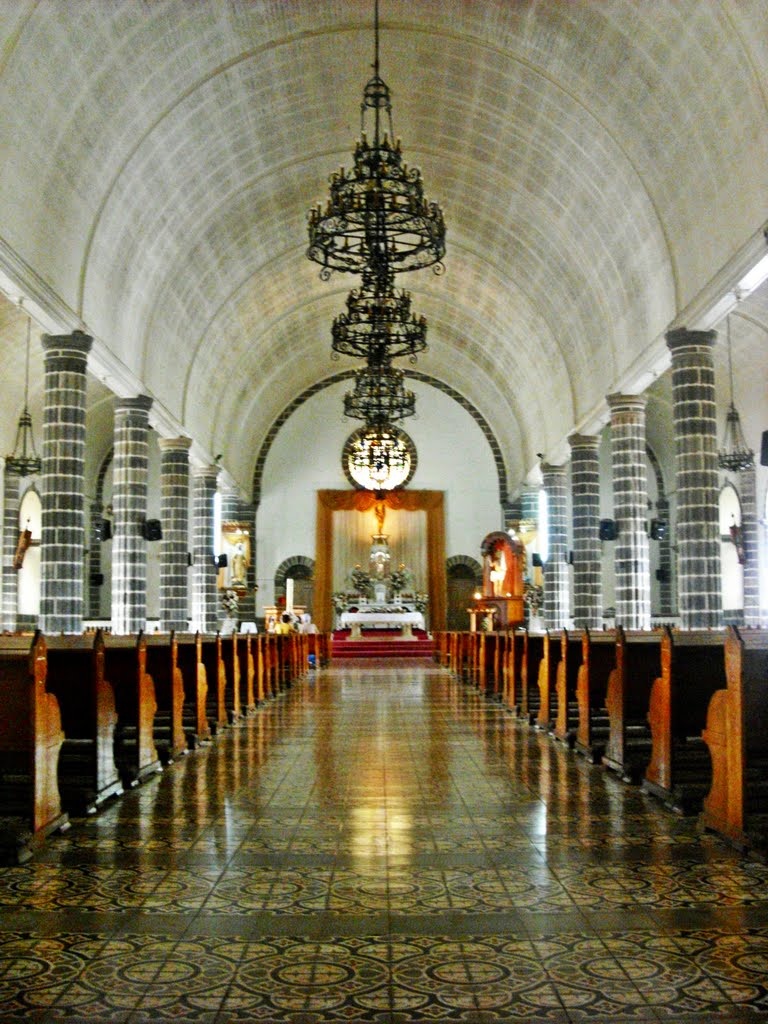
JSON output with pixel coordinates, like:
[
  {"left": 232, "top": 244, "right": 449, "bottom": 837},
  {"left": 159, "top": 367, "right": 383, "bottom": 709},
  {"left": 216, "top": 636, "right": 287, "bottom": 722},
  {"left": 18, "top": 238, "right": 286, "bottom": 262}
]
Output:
[
  {"left": 719, "top": 482, "right": 744, "bottom": 624},
  {"left": 274, "top": 555, "right": 315, "bottom": 588},
  {"left": 251, "top": 371, "right": 509, "bottom": 507},
  {"left": 95, "top": 448, "right": 114, "bottom": 509},
  {"left": 17, "top": 486, "right": 42, "bottom": 626},
  {"left": 446, "top": 554, "right": 483, "bottom": 585}
]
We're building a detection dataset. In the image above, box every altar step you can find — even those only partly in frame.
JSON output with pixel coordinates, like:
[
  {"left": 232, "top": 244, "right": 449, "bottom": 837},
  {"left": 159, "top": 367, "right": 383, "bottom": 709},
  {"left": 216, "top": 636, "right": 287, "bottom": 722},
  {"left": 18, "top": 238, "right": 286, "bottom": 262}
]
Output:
[{"left": 332, "top": 629, "right": 434, "bottom": 660}]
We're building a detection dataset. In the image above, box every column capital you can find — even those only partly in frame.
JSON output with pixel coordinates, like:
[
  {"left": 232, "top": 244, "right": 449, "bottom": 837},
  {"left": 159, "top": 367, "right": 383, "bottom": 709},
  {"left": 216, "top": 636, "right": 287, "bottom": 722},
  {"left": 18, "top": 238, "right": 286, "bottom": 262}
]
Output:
[
  {"left": 568, "top": 432, "right": 600, "bottom": 452},
  {"left": 665, "top": 327, "right": 717, "bottom": 356},
  {"left": 41, "top": 329, "right": 93, "bottom": 356},
  {"left": 541, "top": 462, "right": 566, "bottom": 479},
  {"left": 114, "top": 394, "right": 153, "bottom": 420},
  {"left": 606, "top": 392, "right": 647, "bottom": 416},
  {"left": 159, "top": 435, "right": 193, "bottom": 454},
  {"left": 191, "top": 463, "right": 220, "bottom": 484}
]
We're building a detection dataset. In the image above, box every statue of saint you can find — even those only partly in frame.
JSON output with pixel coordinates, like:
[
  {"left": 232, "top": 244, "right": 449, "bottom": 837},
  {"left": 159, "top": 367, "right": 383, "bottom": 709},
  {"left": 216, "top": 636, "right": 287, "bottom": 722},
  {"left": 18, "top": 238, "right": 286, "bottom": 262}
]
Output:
[
  {"left": 489, "top": 548, "right": 506, "bottom": 596},
  {"left": 231, "top": 541, "right": 247, "bottom": 587}
]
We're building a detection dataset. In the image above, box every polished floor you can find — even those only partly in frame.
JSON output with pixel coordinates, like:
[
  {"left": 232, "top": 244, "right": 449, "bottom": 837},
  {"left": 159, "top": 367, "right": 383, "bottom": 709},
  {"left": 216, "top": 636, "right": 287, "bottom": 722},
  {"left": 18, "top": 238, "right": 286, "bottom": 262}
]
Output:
[{"left": 2, "top": 662, "right": 768, "bottom": 1023}]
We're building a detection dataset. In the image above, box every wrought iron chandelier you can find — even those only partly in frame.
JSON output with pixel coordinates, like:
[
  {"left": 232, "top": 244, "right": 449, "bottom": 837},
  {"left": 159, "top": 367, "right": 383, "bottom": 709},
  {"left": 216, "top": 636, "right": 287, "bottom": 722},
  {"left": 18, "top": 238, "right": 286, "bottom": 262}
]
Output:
[
  {"left": 343, "top": 362, "right": 416, "bottom": 424},
  {"left": 5, "top": 315, "right": 42, "bottom": 477},
  {"left": 331, "top": 270, "right": 427, "bottom": 363},
  {"left": 307, "top": 0, "right": 445, "bottom": 280},
  {"left": 717, "top": 316, "right": 754, "bottom": 472},
  {"left": 347, "top": 423, "right": 412, "bottom": 491}
]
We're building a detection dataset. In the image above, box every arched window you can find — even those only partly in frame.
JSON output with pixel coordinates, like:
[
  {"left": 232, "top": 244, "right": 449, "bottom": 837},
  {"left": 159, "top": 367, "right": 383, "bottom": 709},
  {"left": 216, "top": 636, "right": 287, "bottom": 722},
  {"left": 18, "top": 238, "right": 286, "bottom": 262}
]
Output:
[
  {"left": 719, "top": 483, "right": 743, "bottom": 620},
  {"left": 18, "top": 487, "right": 42, "bottom": 618}
]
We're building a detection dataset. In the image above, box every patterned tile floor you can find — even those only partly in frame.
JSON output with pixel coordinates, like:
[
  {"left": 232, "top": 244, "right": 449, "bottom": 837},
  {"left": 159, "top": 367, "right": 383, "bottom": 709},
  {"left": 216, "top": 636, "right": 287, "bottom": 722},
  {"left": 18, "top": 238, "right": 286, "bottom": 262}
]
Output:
[{"left": 1, "top": 663, "right": 767, "bottom": 1022}]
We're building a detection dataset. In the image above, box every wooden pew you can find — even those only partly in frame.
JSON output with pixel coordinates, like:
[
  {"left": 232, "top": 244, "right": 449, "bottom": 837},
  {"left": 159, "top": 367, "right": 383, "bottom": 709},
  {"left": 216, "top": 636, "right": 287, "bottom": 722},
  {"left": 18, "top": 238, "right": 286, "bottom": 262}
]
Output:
[
  {"left": 503, "top": 629, "right": 525, "bottom": 714},
  {"left": 642, "top": 628, "right": 727, "bottom": 813},
  {"left": 175, "top": 632, "right": 211, "bottom": 747},
  {"left": 553, "top": 628, "right": 582, "bottom": 746},
  {"left": 486, "top": 632, "right": 505, "bottom": 698},
  {"left": 46, "top": 631, "right": 124, "bottom": 814},
  {"left": 575, "top": 628, "right": 614, "bottom": 762},
  {"left": 535, "top": 630, "right": 560, "bottom": 731},
  {"left": 104, "top": 634, "right": 162, "bottom": 787},
  {"left": 220, "top": 631, "right": 242, "bottom": 723},
  {"left": 200, "top": 633, "right": 228, "bottom": 733},
  {"left": 701, "top": 626, "right": 768, "bottom": 852},
  {"left": 236, "top": 633, "right": 257, "bottom": 714},
  {"left": 144, "top": 633, "right": 187, "bottom": 764},
  {"left": 253, "top": 635, "right": 267, "bottom": 703},
  {"left": 520, "top": 631, "right": 545, "bottom": 724},
  {"left": 0, "top": 632, "right": 69, "bottom": 862},
  {"left": 602, "top": 628, "right": 658, "bottom": 783}
]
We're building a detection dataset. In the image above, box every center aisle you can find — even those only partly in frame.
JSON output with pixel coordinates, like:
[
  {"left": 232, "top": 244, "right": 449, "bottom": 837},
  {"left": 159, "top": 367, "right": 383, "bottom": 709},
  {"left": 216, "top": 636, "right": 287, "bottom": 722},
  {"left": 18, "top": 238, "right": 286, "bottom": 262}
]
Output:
[{"left": 2, "top": 663, "right": 767, "bottom": 1022}]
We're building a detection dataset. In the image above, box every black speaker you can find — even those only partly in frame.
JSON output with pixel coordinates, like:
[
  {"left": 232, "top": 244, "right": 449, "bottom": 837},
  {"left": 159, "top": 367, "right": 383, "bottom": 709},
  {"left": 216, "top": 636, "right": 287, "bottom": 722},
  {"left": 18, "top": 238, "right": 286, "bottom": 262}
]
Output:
[
  {"left": 599, "top": 519, "right": 617, "bottom": 541},
  {"left": 100, "top": 520, "right": 112, "bottom": 541},
  {"left": 761, "top": 430, "right": 768, "bottom": 466},
  {"left": 649, "top": 519, "right": 667, "bottom": 541},
  {"left": 89, "top": 572, "right": 104, "bottom": 587},
  {"left": 531, "top": 553, "right": 543, "bottom": 567},
  {"left": 213, "top": 553, "right": 228, "bottom": 568},
  {"left": 655, "top": 567, "right": 669, "bottom": 582},
  {"left": 142, "top": 519, "right": 163, "bottom": 541},
  {"left": 187, "top": 552, "right": 193, "bottom": 567}
]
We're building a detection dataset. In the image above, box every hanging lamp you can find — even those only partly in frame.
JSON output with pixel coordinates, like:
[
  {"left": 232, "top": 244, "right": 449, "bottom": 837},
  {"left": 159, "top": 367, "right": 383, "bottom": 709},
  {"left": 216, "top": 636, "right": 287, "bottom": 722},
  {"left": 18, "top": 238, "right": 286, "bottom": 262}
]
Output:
[
  {"left": 717, "top": 316, "right": 754, "bottom": 472},
  {"left": 5, "top": 315, "right": 42, "bottom": 477}
]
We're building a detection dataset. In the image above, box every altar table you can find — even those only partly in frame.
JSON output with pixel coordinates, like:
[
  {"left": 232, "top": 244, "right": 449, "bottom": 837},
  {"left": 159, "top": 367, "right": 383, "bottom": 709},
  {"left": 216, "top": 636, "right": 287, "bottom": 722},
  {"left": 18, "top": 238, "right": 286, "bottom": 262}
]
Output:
[{"left": 339, "top": 610, "right": 425, "bottom": 639}]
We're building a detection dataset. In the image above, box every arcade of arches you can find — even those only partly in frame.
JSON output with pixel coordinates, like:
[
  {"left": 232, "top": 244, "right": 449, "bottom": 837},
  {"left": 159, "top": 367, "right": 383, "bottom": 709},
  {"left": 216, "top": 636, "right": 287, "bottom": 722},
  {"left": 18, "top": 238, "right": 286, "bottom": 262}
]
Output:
[{"left": 1, "top": 3, "right": 768, "bottom": 1021}]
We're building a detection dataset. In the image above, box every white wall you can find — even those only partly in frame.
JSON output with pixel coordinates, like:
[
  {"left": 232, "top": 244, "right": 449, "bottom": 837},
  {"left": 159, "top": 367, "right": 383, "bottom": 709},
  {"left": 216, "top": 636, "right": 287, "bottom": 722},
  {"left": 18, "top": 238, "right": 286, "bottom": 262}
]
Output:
[{"left": 256, "top": 380, "right": 503, "bottom": 606}]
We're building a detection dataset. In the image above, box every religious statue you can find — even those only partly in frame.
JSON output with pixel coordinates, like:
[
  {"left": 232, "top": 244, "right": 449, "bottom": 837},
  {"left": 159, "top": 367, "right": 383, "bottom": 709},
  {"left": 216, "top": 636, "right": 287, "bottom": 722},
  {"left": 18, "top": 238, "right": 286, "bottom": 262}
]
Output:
[
  {"left": 231, "top": 541, "right": 247, "bottom": 587},
  {"left": 489, "top": 548, "right": 506, "bottom": 595}
]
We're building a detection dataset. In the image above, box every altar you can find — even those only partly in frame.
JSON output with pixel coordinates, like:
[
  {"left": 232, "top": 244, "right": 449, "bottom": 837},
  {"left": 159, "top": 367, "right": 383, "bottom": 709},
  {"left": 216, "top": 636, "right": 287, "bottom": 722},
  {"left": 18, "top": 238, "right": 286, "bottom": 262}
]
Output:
[{"left": 339, "top": 609, "right": 425, "bottom": 638}]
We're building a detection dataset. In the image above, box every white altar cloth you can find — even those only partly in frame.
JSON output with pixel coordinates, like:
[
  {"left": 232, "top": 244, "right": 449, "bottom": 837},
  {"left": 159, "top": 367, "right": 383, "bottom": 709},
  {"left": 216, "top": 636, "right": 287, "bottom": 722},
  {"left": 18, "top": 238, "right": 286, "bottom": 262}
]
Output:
[{"left": 339, "top": 610, "right": 425, "bottom": 637}]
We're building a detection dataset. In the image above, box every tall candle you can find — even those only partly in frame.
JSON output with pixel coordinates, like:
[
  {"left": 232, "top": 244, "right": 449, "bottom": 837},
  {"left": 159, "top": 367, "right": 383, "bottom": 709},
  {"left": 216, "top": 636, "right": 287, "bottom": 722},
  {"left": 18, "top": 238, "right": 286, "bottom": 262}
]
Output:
[{"left": 286, "top": 578, "right": 294, "bottom": 613}]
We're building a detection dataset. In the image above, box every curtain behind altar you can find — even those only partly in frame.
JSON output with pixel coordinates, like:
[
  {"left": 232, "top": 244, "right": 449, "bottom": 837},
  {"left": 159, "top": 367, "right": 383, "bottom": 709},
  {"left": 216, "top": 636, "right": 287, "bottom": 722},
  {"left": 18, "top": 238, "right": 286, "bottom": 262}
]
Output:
[
  {"left": 315, "top": 490, "right": 446, "bottom": 632},
  {"left": 332, "top": 508, "right": 427, "bottom": 594}
]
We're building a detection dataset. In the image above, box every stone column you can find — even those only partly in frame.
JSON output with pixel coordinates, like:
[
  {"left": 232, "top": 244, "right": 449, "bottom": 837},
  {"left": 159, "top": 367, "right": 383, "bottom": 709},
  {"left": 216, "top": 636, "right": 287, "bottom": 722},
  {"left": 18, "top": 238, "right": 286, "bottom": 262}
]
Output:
[
  {"left": 159, "top": 437, "right": 192, "bottom": 632},
  {"left": 607, "top": 393, "right": 651, "bottom": 630},
  {"left": 2, "top": 464, "right": 21, "bottom": 631},
  {"left": 191, "top": 464, "right": 219, "bottom": 632},
  {"left": 541, "top": 463, "right": 569, "bottom": 628},
  {"left": 740, "top": 465, "right": 760, "bottom": 627},
  {"left": 568, "top": 433, "right": 602, "bottom": 628},
  {"left": 666, "top": 328, "right": 722, "bottom": 627},
  {"left": 88, "top": 502, "right": 104, "bottom": 618},
  {"left": 111, "top": 395, "right": 153, "bottom": 635},
  {"left": 40, "top": 330, "right": 92, "bottom": 634}
]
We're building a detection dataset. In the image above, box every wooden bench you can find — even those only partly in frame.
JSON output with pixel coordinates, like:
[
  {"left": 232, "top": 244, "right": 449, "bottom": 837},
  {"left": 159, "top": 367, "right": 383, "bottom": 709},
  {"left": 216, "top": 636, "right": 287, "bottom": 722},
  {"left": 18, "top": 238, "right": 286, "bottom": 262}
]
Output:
[
  {"left": 0, "top": 632, "right": 69, "bottom": 862},
  {"left": 200, "top": 633, "right": 228, "bottom": 733},
  {"left": 603, "top": 628, "right": 658, "bottom": 783},
  {"left": 575, "top": 629, "right": 614, "bottom": 762},
  {"left": 503, "top": 629, "right": 525, "bottom": 714},
  {"left": 46, "top": 631, "right": 123, "bottom": 814},
  {"left": 144, "top": 633, "right": 188, "bottom": 764},
  {"left": 642, "top": 627, "right": 727, "bottom": 814},
  {"left": 175, "top": 632, "right": 211, "bottom": 747},
  {"left": 220, "top": 631, "right": 242, "bottom": 723},
  {"left": 534, "top": 630, "right": 561, "bottom": 731},
  {"left": 104, "top": 634, "right": 162, "bottom": 787},
  {"left": 253, "top": 635, "right": 267, "bottom": 703},
  {"left": 236, "top": 633, "right": 257, "bottom": 714},
  {"left": 700, "top": 626, "right": 768, "bottom": 853},
  {"left": 553, "top": 628, "right": 582, "bottom": 746},
  {"left": 520, "top": 631, "right": 545, "bottom": 724}
]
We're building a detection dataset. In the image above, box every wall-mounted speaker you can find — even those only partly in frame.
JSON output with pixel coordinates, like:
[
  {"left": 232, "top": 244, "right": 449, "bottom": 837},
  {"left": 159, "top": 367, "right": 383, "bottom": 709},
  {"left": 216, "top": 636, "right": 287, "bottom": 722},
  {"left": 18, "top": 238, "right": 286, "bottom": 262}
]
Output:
[
  {"left": 89, "top": 572, "right": 104, "bottom": 587},
  {"left": 531, "top": 553, "right": 543, "bottom": 567},
  {"left": 187, "top": 552, "right": 193, "bottom": 567},
  {"left": 655, "top": 567, "right": 669, "bottom": 582},
  {"left": 761, "top": 430, "right": 768, "bottom": 466},
  {"left": 100, "top": 520, "right": 112, "bottom": 542},
  {"left": 213, "top": 553, "right": 228, "bottom": 568},
  {"left": 599, "top": 519, "right": 617, "bottom": 541},
  {"left": 142, "top": 519, "right": 163, "bottom": 541},
  {"left": 649, "top": 519, "right": 667, "bottom": 541}
]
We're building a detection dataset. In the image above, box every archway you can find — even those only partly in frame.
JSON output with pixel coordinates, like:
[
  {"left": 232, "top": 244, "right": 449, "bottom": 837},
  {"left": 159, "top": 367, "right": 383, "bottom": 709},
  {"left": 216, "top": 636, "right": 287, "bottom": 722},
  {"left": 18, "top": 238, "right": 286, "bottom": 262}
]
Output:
[
  {"left": 446, "top": 555, "right": 482, "bottom": 631},
  {"left": 274, "top": 555, "right": 315, "bottom": 618},
  {"left": 719, "top": 483, "right": 743, "bottom": 623}
]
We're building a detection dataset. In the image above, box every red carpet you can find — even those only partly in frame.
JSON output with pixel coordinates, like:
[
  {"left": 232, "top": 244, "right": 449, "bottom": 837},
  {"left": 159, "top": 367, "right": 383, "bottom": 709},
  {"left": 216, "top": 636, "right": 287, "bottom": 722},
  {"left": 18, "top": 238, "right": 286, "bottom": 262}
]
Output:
[{"left": 331, "top": 628, "right": 434, "bottom": 660}]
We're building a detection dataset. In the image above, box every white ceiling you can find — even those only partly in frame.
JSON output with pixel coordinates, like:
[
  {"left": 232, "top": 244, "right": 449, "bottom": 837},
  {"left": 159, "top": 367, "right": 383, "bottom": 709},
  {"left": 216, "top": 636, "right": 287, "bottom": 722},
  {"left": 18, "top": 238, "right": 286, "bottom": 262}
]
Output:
[{"left": 1, "top": 0, "right": 767, "bottom": 496}]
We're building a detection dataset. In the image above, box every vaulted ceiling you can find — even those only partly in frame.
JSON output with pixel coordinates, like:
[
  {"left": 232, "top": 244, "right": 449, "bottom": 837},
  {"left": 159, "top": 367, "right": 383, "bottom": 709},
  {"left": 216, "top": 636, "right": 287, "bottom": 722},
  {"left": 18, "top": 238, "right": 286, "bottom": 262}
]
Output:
[{"left": 1, "top": 1, "right": 767, "bottom": 497}]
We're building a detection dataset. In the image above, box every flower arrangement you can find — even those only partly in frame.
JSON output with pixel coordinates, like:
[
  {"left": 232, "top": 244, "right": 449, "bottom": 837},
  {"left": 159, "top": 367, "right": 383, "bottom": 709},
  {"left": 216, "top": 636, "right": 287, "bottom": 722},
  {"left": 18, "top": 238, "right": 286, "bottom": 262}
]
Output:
[
  {"left": 332, "top": 592, "right": 348, "bottom": 613},
  {"left": 221, "top": 589, "right": 239, "bottom": 616},
  {"left": 523, "top": 579, "right": 543, "bottom": 616},
  {"left": 412, "top": 592, "right": 428, "bottom": 612},
  {"left": 389, "top": 564, "right": 413, "bottom": 593},
  {"left": 347, "top": 565, "right": 373, "bottom": 596}
]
